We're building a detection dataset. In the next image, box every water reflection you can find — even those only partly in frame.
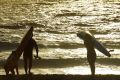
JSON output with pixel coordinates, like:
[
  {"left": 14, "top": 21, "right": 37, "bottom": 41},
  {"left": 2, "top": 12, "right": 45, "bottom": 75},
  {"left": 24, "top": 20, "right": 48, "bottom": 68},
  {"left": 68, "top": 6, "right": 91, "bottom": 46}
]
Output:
[{"left": 0, "top": 0, "right": 120, "bottom": 75}]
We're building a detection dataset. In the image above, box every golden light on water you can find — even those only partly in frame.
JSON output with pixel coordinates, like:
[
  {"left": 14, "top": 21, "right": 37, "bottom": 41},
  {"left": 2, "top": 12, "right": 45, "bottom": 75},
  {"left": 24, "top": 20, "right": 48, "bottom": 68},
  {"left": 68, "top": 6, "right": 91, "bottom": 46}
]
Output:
[{"left": 0, "top": 0, "right": 120, "bottom": 75}]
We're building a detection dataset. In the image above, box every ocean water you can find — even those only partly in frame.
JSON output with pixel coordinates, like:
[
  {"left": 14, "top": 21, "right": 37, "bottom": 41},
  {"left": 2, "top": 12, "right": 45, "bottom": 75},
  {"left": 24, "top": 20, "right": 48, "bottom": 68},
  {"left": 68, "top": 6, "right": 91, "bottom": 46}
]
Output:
[{"left": 0, "top": 0, "right": 120, "bottom": 75}]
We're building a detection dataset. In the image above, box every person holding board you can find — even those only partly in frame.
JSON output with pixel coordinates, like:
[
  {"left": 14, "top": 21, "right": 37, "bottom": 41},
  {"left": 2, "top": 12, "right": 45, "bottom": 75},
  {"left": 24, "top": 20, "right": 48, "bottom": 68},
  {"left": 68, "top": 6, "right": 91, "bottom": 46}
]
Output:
[
  {"left": 4, "top": 27, "right": 33, "bottom": 75},
  {"left": 77, "top": 31, "right": 112, "bottom": 76},
  {"left": 23, "top": 28, "right": 40, "bottom": 75},
  {"left": 4, "top": 26, "right": 40, "bottom": 75}
]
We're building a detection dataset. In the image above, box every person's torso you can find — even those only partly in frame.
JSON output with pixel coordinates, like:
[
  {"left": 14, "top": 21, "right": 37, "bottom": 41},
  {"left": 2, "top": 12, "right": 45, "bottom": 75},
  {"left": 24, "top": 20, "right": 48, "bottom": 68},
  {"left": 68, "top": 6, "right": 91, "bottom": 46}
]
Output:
[
  {"left": 24, "top": 39, "right": 35, "bottom": 54},
  {"left": 84, "top": 34, "right": 95, "bottom": 53}
]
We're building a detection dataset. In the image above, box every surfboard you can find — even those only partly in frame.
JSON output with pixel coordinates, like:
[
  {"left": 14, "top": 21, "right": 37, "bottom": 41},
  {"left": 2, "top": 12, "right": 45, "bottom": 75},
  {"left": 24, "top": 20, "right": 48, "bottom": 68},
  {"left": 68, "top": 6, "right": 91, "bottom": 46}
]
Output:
[
  {"left": 92, "top": 37, "right": 111, "bottom": 57},
  {"left": 15, "top": 26, "right": 33, "bottom": 59},
  {"left": 4, "top": 27, "right": 33, "bottom": 75},
  {"left": 7, "top": 26, "right": 33, "bottom": 60},
  {"left": 77, "top": 31, "right": 111, "bottom": 57}
]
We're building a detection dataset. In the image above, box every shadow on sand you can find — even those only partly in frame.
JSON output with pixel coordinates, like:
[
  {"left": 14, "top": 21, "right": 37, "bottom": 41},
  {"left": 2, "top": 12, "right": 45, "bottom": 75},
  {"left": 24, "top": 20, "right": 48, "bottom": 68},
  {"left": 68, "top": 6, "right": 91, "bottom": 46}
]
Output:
[
  {"left": 1, "top": 74, "right": 120, "bottom": 80},
  {"left": 0, "top": 58, "right": 120, "bottom": 69}
]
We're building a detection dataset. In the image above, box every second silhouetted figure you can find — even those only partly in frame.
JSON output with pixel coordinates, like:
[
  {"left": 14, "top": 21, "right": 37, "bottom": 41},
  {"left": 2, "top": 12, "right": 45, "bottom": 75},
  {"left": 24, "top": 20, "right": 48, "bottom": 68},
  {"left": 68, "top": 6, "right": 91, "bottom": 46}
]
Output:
[
  {"left": 77, "top": 31, "right": 96, "bottom": 76},
  {"left": 77, "top": 31, "right": 111, "bottom": 76}
]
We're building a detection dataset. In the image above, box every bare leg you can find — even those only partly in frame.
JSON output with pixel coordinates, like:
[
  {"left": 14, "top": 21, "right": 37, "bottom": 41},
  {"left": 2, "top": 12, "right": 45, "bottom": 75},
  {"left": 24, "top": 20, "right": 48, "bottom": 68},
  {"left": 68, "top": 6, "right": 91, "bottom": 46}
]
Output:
[
  {"left": 24, "top": 56, "right": 28, "bottom": 75},
  {"left": 28, "top": 56, "right": 32, "bottom": 74},
  {"left": 16, "top": 65, "right": 19, "bottom": 75},
  {"left": 89, "top": 62, "right": 95, "bottom": 76},
  {"left": 4, "top": 66, "right": 9, "bottom": 75},
  {"left": 5, "top": 69, "right": 9, "bottom": 75},
  {"left": 6, "top": 70, "right": 9, "bottom": 75},
  {"left": 11, "top": 69, "right": 15, "bottom": 75},
  {"left": 87, "top": 53, "right": 96, "bottom": 76}
]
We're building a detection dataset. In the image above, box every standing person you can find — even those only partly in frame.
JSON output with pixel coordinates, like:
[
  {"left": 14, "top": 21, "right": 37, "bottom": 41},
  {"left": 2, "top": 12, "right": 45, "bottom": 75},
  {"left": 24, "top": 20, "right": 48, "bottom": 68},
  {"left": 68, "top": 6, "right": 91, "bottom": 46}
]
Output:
[
  {"left": 4, "top": 27, "right": 33, "bottom": 75},
  {"left": 77, "top": 31, "right": 112, "bottom": 76},
  {"left": 77, "top": 31, "right": 96, "bottom": 76},
  {"left": 23, "top": 37, "right": 39, "bottom": 75}
]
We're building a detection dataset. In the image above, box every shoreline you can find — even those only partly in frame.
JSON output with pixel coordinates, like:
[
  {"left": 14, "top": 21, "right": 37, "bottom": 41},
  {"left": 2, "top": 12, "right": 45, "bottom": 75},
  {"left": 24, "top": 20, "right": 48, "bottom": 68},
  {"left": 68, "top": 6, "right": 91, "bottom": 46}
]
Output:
[
  {"left": 1, "top": 58, "right": 120, "bottom": 75},
  {"left": 0, "top": 74, "right": 120, "bottom": 80}
]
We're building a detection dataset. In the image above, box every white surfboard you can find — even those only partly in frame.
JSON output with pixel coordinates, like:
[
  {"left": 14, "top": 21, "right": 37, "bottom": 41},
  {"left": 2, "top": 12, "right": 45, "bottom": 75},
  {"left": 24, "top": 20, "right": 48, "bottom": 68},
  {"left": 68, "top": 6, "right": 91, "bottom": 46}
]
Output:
[{"left": 77, "top": 31, "right": 111, "bottom": 57}]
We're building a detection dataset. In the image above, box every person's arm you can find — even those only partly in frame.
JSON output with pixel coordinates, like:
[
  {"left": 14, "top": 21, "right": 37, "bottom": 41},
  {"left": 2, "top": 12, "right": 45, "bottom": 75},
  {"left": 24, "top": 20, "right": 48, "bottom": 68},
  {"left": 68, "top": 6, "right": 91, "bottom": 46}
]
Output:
[{"left": 33, "top": 39, "right": 39, "bottom": 57}]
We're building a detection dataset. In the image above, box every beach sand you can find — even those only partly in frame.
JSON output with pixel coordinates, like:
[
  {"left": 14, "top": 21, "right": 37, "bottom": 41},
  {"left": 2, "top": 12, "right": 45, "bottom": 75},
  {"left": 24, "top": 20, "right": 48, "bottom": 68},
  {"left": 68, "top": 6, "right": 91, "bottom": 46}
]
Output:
[{"left": 0, "top": 74, "right": 120, "bottom": 80}]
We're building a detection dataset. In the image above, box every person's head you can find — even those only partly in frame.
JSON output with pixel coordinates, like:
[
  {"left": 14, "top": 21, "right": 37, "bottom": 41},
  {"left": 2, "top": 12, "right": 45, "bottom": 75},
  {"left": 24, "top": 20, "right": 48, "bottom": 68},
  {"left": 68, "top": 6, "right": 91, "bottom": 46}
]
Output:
[
  {"left": 77, "top": 31, "right": 86, "bottom": 40},
  {"left": 77, "top": 31, "right": 92, "bottom": 40}
]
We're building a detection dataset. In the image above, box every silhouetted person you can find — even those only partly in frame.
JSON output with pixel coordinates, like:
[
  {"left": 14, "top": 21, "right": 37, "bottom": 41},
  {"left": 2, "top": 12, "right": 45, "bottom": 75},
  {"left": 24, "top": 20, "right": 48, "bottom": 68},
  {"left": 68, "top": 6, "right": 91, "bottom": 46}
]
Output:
[
  {"left": 77, "top": 31, "right": 113, "bottom": 76},
  {"left": 23, "top": 37, "right": 39, "bottom": 74},
  {"left": 77, "top": 32, "right": 96, "bottom": 76},
  {"left": 4, "top": 51, "right": 19, "bottom": 75}
]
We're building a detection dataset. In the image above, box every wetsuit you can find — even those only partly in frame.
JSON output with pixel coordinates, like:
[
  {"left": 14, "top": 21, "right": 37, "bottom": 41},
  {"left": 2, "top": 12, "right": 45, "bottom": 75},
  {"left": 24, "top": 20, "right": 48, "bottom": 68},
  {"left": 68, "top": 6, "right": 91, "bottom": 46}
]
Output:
[
  {"left": 84, "top": 34, "right": 96, "bottom": 76},
  {"left": 23, "top": 38, "right": 38, "bottom": 74}
]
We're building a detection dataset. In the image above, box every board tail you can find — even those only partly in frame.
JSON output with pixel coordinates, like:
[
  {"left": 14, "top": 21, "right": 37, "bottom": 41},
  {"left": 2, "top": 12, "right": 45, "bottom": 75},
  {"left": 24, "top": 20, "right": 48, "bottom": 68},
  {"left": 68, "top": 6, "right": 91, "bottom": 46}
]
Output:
[{"left": 93, "top": 37, "right": 111, "bottom": 57}]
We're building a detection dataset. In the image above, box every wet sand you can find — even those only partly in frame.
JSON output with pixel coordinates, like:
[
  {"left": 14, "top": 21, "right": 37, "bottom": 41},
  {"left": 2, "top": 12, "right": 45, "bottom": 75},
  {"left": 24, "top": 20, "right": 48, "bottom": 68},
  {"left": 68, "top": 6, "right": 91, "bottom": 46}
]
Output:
[
  {"left": 1, "top": 58, "right": 120, "bottom": 75},
  {"left": 0, "top": 74, "right": 120, "bottom": 80}
]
